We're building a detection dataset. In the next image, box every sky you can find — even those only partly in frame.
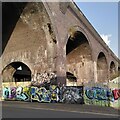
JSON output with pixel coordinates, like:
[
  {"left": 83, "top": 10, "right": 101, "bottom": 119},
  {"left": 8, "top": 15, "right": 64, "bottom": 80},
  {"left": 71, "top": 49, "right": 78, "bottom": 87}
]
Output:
[{"left": 75, "top": 2, "right": 118, "bottom": 58}]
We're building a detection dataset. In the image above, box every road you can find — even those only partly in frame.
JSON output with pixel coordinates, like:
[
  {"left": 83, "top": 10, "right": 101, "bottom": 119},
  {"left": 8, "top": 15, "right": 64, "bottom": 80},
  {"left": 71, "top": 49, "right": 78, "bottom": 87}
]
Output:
[{"left": 1, "top": 101, "right": 120, "bottom": 118}]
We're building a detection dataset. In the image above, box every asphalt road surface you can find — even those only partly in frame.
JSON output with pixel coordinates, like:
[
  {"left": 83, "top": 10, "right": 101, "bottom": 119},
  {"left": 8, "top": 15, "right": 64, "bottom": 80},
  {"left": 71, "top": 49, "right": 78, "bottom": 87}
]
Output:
[{"left": 1, "top": 101, "right": 120, "bottom": 118}]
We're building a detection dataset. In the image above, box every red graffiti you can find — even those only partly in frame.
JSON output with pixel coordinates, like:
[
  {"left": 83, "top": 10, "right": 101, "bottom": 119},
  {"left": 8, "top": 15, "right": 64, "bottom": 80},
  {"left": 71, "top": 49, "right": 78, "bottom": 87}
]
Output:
[{"left": 112, "top": 89, "right": 120, "bottom": 100}]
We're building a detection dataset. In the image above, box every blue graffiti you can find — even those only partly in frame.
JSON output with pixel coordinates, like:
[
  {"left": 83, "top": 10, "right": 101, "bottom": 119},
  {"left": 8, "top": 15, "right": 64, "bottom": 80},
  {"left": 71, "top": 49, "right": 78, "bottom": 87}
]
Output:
[
  {"left": 3, "top": 87, "right": 16, "bottom": 99},
  {"left": 85, "top": 87, "right": 113, "bottom": 101},
  {"left": 30, "top": 87, "right": 51, "bottom": 102},
  {"left": 3, "top": 87, "right": 10, "bottom": 99},
  {"left": 49, "top": 85, "right": 60, "bottom": 103},
  {"left": 2, "top": 86, "right": 84, "bottom": 104},
  {"left": 16, "top": 87, "right": 29, "bottom": 101}
]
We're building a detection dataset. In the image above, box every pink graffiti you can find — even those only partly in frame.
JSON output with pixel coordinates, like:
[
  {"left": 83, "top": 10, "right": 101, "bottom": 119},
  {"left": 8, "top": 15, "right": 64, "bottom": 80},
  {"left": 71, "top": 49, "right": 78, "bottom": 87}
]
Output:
[{"left": 112, "top": 89, "right": 120, "bottom": 100}]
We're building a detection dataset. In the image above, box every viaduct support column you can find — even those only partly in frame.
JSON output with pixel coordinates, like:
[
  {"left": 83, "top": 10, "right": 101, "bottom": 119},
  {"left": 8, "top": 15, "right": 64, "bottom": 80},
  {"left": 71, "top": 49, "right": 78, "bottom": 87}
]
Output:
[
  {"left": 56, "top": 42, "right": 66, "bottom": 86},
  {"left": 93, "top": 61, "right": 97, "bottom": 83}
]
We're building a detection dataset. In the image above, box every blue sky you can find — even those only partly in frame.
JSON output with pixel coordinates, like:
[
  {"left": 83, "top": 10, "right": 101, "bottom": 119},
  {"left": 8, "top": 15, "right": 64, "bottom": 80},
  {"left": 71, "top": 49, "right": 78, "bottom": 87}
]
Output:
[{"left": 75, "top": 2, "right": 118, "bottom": 58}]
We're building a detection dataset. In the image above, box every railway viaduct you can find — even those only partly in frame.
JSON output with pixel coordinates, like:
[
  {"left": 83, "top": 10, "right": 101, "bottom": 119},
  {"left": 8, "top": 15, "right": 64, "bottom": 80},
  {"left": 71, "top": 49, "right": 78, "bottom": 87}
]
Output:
[{"left": 1, "top": 1, "right": 120, "bottom": 86}]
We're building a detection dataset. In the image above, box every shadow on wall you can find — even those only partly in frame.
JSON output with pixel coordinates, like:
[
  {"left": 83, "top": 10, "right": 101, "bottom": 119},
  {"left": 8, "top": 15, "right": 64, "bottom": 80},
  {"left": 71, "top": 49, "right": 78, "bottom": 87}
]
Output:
[{"left": 2, "top": 2, "right": 27, "bottom": 55}]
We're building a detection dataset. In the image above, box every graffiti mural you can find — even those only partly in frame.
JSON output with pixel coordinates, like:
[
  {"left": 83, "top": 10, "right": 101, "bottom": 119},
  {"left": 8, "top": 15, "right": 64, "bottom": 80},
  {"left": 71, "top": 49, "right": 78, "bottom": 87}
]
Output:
[
  {"left": 84, "top": 87, "right": 120, "bottom": 107},
  {"left": 2, "top": 85, "right": 84, "bottom": 104},
  {"left": 3, "top": 87, "right": 16, "bottom": 100},
  {"left": 62, "top": 86, "right": 84, "bottom": 104},
  {"left": 3, "top": 86, "right": 30, "bottom": 101},
  {"left": 16, "top": 86, "right": 30, "bottom": 101},
  {"left": 2, "top": 84, "right": 120, "bottom": 109},
  {"left": 30, "top": 87, "right": 51, "bottom": 102},
  {"left": 49, "top": 85, "right": 60, "bottom": 103},
  {"left": 85, "top": 87, "right": 112, "bottom": 100}
]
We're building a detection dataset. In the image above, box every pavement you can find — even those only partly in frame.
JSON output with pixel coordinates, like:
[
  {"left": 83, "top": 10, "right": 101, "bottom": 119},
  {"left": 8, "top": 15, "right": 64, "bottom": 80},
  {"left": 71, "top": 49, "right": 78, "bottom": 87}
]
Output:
[{"left": 1, "top": 101, "right": 120, "bottom": 118}]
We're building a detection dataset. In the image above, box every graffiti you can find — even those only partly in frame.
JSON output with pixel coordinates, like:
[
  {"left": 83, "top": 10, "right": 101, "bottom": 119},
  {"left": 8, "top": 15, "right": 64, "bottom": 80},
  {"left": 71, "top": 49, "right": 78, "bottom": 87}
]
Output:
[
  {"left": 3, "top": 87, "right": 16, "bottom": 100},
  {"left": 3, "top": 84, "right": 119, "bottom": 109},
  {"left": 49, "top": 85, "right": 60, "bottom": 103},
  {"left": 112, "top": 89, "right": 120, "bottom": 100},
  {"left": 84, "top": 87, "right": 120, "bottom": 108},
  {"left": 2, "top": 85, "right": 84, "bottom": 104},
  {"left": 85, "top": 87, "right": 114, "bottom": 101},
  {"left": 31, "top": 71, "right": 57, "bottom": 87},
  {"left": 3, "top": 86, "right": 30, "bottom": 101},
  {"left": 30, "top": 85, "right": 60, "bottom": 103},
  {"left": 85, "top": 87, "right": 109, "bottom": 100},
  {"left": 16, "top": 86, "right": 30, "bottom": 101},
  {"left": 30, "top": 87, "right": 51, "bottom": 102},
  {"left": 62, "top": 86, "right": 84, "bottom": 104}
]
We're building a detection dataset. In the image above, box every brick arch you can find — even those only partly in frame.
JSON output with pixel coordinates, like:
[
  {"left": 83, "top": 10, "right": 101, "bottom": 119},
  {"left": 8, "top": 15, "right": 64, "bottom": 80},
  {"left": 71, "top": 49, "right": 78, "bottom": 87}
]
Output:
[
  {"left": 97, "top": 52, "right": 108, "bottom": 82},
  {"left": 2, "top": 2, "right": 57, "bottom": 75},
  {"left": 66, "top": 27, "right": 94, "bottom": 85},
  {"left": 2, "top": 61, "right": 32, "bottom": 82},
  {"left": 2, "top": 2, "right": 57, "bottom": 54},
  {"left": 65, "top": 26, "right": 93, "bottom": 55},
  {"left": 109, "top": 61, "right": 116, "bottom": 80}
]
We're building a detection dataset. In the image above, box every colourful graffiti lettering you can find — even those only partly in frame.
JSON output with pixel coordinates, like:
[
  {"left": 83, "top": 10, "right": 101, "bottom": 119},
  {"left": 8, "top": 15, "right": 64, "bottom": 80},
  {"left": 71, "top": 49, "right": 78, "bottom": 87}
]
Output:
[
  {"left": 2, "top": 85, "right": 84, "bottom": 104},
  {"left": 9, "top": 87, "right": 16, "bottom": 99},
  {"left": 85, "top": 87, "right": 112, "bottom": 101},
  {"left": 2, "top": 84, "right": 120, "bottom": 109},
  {"left": 16, "top": 86, "right": 30, "bottom": 101},
  {"left": 30, "top": 87, "right": 51, "bottom": 102},
  {"left": 3, "top": 87, "right": 10, "bottom": 99},
  {"left": 49, "top": 85, "right": 60, "bottom": 103},
  {"left": 38, "top": 87, "right": 51, "bottom": 102},
  {"left": 62, "top": 86, "right": 83, "bottom": 104},
  {"left": 3, "top": 85, "right": 119, "bottom": 109},
  {"left": 3, "top": 86, "right": 30, "bottom": 101},
  {"left": 3, "top": 87, "right": 16, "bottom": 100},
  {"left": 30, "top": 87, "right": 40, "bottom": 102}
]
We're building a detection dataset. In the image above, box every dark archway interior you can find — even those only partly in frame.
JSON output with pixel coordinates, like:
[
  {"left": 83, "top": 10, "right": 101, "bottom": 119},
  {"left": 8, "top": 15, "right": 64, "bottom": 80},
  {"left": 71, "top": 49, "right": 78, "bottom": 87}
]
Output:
[
  {"left": 2, "top": 2, "right": 27, "bottom": 55},
  {"left": 97, "top": 52, "right": 107, "bottom": 69},
  {"left": 118, "top": 67, "right": 120, "bottom": 71},
  {"left": 66, "top": 72, "right": 77, "bottom": 82},
  {"left": 97, "top": 52, "right": 108, "bottom": 82},
  {"left": 66, "top": 31, "right": 89, "bottom": 55},
  {"left": 66, "top": 31, "right": 92, "bottom": 84},
  {"left": 2, "top": 62, "right": 31, "bottom": 82},
  {"left": 110, "top": 61, "right": 116, "bottom": 73}
]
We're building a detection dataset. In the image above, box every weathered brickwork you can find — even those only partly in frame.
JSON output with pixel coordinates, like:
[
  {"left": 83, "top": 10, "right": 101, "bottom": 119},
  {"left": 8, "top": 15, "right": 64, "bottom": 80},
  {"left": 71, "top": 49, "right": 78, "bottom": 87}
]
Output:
[{"left": 1, "top": 2, "right": 120, "bottom": 87}]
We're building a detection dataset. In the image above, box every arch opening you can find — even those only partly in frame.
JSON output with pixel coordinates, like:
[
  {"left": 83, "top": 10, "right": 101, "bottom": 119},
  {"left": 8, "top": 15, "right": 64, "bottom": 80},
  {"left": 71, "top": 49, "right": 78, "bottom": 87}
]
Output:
[
  {"left": 2, "top": 62, "right": 31, "bottom": 82},
  {"left": 110, "top": 61, "right": 119, "bottom": 80},
  {"left": 118, "top": 67, "right": 120, "bottom": 76},
  {"left": 66, "top": 31, "right": 93, "bottom": 86},
  {"left": 97, "top": 52, "right": 108, "bottom": 82},
  {"left": 66, "top": 72, "right": 77, "bottom": 82},
  {"left": 110, "top": 61, "right": 116, "bottom": 80}
]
